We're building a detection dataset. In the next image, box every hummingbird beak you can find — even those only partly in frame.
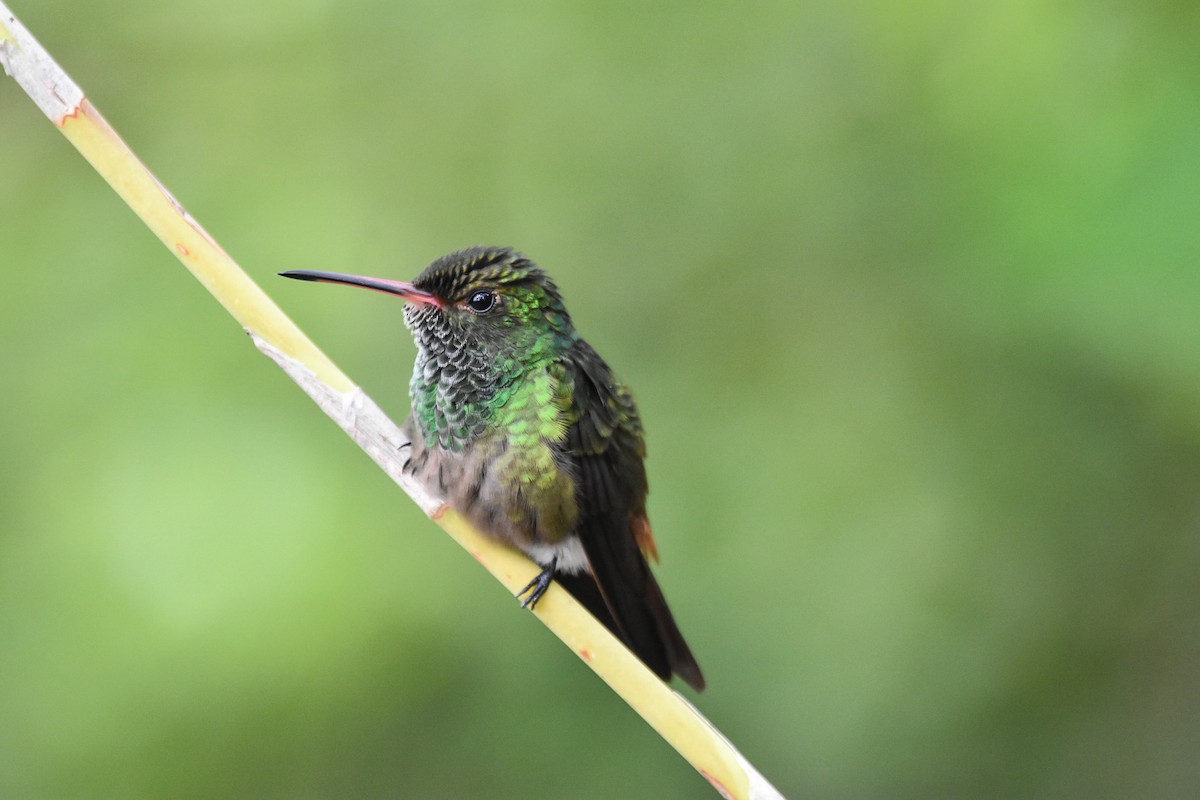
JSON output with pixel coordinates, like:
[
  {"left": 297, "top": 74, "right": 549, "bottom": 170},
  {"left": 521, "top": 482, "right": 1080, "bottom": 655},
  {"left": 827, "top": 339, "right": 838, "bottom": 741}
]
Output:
[{"left": 278, "top": 270, "right": 444, "bottom": 309}]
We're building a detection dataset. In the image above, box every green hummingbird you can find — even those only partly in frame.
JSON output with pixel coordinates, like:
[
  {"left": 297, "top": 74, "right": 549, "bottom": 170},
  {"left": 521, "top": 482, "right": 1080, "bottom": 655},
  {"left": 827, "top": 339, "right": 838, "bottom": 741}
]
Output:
[{"left": 280, "top": 246, "right": 705, "bottom": 691}]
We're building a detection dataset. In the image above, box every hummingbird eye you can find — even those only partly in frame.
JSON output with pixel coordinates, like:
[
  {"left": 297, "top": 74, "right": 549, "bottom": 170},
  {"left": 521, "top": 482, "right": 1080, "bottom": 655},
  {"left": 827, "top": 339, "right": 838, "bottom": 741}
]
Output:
[{"left": 466, "top": 290, "right": 497, "bottom": 314}]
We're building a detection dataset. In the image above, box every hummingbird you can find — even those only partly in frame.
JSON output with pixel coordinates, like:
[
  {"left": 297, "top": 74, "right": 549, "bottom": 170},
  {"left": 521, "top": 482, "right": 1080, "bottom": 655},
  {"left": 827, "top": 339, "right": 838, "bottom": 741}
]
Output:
[{"left": 280, "top": 246, "right": 705, "bottom": 691}]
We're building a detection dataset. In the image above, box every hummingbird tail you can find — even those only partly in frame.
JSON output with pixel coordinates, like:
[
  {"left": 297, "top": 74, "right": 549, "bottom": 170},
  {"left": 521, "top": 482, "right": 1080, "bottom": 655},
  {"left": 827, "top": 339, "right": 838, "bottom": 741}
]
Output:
[
  {"left": 561, "top": 514, "right": 706, "bottom": 692},
  {"left": 641, "top": 569, "right": 707, "bottom": 692}
]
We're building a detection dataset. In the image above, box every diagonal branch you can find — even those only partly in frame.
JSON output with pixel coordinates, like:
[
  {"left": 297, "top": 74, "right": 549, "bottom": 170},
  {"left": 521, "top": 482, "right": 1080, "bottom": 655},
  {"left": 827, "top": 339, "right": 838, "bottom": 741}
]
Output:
[{"left": 0, "top": 5, "right": 783, "bottom": 799}]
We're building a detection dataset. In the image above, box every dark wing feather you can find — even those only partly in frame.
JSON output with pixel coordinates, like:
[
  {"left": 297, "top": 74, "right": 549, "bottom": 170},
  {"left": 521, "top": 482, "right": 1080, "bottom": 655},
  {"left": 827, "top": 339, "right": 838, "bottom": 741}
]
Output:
[{"left": 552, "top": 341, "right": 705, "bottom": 691}]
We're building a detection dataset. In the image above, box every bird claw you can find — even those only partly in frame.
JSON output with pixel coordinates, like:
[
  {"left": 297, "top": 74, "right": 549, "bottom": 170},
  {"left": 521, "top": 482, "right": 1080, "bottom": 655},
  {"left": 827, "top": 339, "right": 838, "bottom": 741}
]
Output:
[{"left": 517, "top": 558, "right": 557, "bottom": 609}]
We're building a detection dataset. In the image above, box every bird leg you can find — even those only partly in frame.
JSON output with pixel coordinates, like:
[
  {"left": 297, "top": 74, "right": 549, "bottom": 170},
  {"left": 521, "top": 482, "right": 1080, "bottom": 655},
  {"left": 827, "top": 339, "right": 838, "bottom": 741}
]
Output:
[{"left": 517, "top": 557, "right": 557, "bottom": 609}]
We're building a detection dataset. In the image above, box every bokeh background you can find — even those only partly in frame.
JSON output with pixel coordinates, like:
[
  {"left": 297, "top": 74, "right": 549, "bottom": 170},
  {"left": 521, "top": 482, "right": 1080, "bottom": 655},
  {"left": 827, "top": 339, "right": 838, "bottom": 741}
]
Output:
[{"left": 3, "top": 2, "right": 1199, "bottom": 798}]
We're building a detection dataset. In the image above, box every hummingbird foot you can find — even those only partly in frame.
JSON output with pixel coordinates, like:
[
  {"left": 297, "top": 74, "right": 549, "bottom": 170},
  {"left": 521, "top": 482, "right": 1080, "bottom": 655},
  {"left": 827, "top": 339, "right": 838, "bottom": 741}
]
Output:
[{"left": 517, "top": 557, "right": 558, "bottom": 609}]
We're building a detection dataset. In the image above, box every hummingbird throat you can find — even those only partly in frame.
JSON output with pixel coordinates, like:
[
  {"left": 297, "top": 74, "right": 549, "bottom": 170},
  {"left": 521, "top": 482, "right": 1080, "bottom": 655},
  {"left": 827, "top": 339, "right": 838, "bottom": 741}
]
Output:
[{"left": 404, "top": 304, "right": 559, "bottom": 453}]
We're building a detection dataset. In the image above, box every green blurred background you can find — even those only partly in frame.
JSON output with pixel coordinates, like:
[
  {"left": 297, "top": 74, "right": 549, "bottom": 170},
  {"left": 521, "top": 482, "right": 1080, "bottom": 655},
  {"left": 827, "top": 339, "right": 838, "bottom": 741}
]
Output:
[{"left": 3, "top": 1, "right": 1199, "bottom": 797}]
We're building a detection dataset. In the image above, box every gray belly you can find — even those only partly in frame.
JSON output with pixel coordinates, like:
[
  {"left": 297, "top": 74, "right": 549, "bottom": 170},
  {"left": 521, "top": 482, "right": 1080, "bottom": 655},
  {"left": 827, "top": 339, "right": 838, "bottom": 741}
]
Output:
[{"left": 402, "top": 419, "right": 586, "bottom": 571}]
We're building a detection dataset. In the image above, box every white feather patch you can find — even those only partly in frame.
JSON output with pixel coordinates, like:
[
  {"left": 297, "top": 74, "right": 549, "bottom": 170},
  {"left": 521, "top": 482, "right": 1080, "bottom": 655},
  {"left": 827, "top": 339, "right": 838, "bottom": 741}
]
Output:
[{"left": 524, "top": 538, "right": 590, "bottom": 574}]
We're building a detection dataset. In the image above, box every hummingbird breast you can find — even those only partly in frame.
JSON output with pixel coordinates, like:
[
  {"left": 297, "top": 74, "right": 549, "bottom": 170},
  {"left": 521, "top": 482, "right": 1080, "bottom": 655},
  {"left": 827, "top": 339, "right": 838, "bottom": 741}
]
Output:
[{"left": 402, "top": 364, "right": 586, "bottom": 570}]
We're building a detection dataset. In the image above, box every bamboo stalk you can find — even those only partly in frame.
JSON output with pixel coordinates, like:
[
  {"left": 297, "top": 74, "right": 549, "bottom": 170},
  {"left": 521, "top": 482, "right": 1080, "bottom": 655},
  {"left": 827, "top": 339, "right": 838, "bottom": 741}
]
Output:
[{"left": 0, "top": 6, "right": 783, "bottom": 798}]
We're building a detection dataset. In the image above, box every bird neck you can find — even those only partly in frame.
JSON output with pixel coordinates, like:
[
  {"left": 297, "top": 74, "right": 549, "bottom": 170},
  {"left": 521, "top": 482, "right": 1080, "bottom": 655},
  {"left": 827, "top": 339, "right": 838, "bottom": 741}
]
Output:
[{"left": 408, "top": 327, "right": 575, "bottom": 452}]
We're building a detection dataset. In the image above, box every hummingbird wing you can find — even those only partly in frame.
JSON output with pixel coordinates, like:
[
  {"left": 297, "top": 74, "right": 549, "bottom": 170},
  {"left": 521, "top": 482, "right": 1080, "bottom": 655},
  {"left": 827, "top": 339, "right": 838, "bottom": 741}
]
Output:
[{"left": 552, "top": 341, "right": 705, "bottom": 691}]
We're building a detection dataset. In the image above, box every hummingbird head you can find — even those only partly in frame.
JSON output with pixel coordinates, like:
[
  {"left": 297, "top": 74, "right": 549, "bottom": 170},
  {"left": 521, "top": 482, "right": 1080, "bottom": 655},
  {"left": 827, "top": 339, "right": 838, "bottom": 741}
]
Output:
[
  {"left": 280, "top": 246, "right": 577, "bottom": 362},
  {"left": 281, "top": 247, "right": 578, "bottom": 446},
  {"left": 401, "top": 246, "right": 577, "bottom": 362}
]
